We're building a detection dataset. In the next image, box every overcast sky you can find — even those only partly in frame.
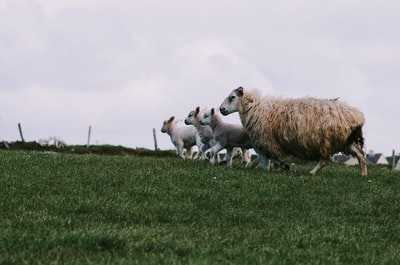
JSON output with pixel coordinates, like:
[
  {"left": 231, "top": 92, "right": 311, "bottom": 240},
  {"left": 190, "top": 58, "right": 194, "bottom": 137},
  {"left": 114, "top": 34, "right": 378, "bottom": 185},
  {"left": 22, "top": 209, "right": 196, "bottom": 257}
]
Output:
[{"left": 1, "top": 0, "right": 399, "bottom": 155}]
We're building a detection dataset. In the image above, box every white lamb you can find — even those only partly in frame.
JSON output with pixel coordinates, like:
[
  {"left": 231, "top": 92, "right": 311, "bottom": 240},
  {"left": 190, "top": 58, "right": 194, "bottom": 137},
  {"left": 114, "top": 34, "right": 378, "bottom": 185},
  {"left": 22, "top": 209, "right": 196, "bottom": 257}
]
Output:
[
  {"left": 184, "top": 107, "right": 216, "bottom": 160},
  {"left": 219, "top": 86, "right": 367, "bottom": 176},
  {"left": 199, "top": 107, "right": 252, "bottom": 167},
  {"left": 161, "top": 116, "right": 198, "bottom": 159}
]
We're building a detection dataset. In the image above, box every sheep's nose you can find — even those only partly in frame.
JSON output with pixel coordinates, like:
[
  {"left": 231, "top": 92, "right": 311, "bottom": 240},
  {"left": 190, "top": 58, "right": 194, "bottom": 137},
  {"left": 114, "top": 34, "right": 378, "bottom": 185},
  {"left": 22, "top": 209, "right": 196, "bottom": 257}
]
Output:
[{"left": 219, "top": 106, "right": 226, "bottom": 114}]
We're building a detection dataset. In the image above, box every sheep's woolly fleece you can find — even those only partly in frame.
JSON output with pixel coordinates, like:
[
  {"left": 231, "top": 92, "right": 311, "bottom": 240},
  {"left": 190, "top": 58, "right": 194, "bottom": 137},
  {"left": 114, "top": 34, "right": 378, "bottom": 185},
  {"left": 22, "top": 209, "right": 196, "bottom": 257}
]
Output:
[{"left": 231, "top": 88, "right": 365, "bottom": 161}]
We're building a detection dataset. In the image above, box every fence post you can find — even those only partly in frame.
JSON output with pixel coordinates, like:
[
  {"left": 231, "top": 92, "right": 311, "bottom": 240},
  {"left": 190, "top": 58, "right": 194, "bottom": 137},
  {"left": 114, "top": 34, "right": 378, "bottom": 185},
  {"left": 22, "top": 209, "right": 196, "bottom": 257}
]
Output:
[
  {"left": 87, "top": 126, "right": 92, "bottom": 148},
  {"left": 153, "top": 128, "right": 158, "bottom": 151},
  {"left": 392, "top": 150, "right": 396, "bottom": 170},
  {"left": 18, "top": 123, "right": 25, "bottom": 142}
]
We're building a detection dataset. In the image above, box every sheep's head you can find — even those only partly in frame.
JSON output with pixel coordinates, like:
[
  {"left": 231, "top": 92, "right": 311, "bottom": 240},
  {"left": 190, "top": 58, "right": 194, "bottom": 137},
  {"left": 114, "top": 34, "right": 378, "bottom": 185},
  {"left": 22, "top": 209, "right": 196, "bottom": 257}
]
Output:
[
  {"left": 199, "top": 108, "right": 215, "bottom": 126},
  {"left": 219, "top": 87, "right": 244, "bottom": 116},
  {"left": 161, "top": 116, "right": 175, "bottom": 133},
  {"left": 184, "top": 110, "right": 196, "bottom": 125}
]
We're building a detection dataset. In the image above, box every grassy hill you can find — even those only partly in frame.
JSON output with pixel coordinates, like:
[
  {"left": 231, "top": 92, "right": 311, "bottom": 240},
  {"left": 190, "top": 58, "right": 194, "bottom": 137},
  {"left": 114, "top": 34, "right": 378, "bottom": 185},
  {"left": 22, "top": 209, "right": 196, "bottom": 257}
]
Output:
[{"left": 1, "top": 149, "right": 399, "bottom": 264}]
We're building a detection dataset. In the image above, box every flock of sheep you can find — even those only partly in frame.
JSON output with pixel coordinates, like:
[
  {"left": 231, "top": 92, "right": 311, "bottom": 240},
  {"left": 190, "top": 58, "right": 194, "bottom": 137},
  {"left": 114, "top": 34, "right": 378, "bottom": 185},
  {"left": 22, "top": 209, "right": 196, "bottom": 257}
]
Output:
[{"left": 161, "top": 86, "right": 368, "bottom": 177}]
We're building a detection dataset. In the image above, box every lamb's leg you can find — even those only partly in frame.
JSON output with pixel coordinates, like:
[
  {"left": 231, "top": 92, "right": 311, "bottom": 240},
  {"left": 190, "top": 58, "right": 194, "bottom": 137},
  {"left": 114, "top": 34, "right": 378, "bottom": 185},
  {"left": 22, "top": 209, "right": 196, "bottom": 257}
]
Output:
[
  {"left": 200, "top": 144, "right": 210, "bottom": 160},
  {"left": 193, "top": 135, "right": 203, "bottom": 160},
  {"left": 185, "top": 147, "right": 193, "bottom": 159},
  {"left": 349, "top": 143, "right": 368, "bottom": 177},
  {"left": 205, "top": 143, "right": 223, "bottom": 165},
  {"left": 240, "top": 148, "right": 251, "bottom": 167},
  {"left": 249, "top": 155, "right": 262, "bottom": 169},
  {"left": 249, "top": 155, "right": 269, "bottom": 170},
  {"left": 176, "top": 143, "right": 186, "bottom": 159},
  {"left": 192, "top": 145, "right": 202, "bottom": 160},
  {"left": 263, "top": 158, "right": 270, "bottom": 170},
  {"left": 309, "top": 160, "right": 328, "bottom": 176},
  {"left": 225, "top": 148, "right": 234, "bottom": 167}
]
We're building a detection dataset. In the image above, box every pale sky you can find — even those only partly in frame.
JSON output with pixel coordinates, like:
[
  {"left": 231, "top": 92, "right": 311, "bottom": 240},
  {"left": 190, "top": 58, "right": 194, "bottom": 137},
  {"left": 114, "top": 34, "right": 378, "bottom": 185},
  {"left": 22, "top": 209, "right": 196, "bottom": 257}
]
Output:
[{"left": 1, "top": 0, "right": 399, "bottom": 155}]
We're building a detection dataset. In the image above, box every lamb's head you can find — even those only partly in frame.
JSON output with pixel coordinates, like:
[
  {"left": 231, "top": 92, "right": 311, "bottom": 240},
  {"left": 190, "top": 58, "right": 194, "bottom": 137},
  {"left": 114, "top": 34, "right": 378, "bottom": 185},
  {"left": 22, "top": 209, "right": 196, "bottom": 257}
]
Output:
[
  {"left": 161, "top": 116, "right": 175, "bottom": 133},
  {"left": 184, "top": 111, "right": 196, "bottom": 125},
  {"left": 184, "top": 106, "right": 200, "bottom": 125},
  {"left": 199, "top": 108, "right": 215, "bottom": 126},
  {"left": 219, "top": 87, "right": 244, "bottom": 116}
]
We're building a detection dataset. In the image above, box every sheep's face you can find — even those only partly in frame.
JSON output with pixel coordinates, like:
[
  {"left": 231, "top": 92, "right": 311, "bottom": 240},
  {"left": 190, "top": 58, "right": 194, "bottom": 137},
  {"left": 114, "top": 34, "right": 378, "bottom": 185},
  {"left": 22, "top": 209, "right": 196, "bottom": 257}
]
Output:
[
  {"left": 161, "top": 116, "right": 175, "bottom": 133},
  {"left": 199, "top": 109, "right": 213, "bottom": 126},
  {"left": 219, "top": 87, "right": 243, "bottom": 116},
  {"left": 184, "top": 110, "right": 196, "bottom": 125}
]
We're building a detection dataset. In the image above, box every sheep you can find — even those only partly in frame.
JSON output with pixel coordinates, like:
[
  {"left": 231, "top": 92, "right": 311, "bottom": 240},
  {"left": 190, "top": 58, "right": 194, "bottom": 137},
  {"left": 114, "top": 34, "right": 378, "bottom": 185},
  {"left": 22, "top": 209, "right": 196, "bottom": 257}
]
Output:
[
  {"left": 184, "top": 107, "right": 215, "bottom": 160},
  {"left": 38, "top": 137, "right": 51, "bottom": 146},
  {"left": 199, "top": 107, "right": 252, "bottom": 167},
  {"left": 219, "top": 86, "right": 367, "bottom": 176},
  {"left": 54, "top": 138, "right": 67, "bottom": 148},
  {"left": 161, "top": 116, "right": 198, "bottom": 159}
]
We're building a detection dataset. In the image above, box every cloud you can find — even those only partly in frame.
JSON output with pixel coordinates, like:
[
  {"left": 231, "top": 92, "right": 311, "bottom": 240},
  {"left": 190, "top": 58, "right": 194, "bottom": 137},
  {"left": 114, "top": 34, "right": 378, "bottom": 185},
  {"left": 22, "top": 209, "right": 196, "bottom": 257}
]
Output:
[{"left": 1, "top": 0, "right": 399, "bottom": 154}]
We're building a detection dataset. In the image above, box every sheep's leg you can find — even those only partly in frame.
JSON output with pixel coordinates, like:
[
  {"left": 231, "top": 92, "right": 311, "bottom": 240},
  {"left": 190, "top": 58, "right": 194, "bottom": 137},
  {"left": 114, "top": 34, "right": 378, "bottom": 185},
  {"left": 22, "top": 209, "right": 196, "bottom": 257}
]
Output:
[
  {"left": 185, "top": 147, "right": 193, "bottom": 159},
  {"left": 309, "top": 160, "right": 328, "bottom": 176},
  {"left": 200, "top": 144, "right": 209, "bottom": 160},
  {"left": 270, "top": 159, "right": 290, "bottom": 171},
  {"left": 192, "top": 145, "right": 201, "bottom": 160},
  {"left": 225, "top": 148, "right": 234, "bottom": 167},
  {"left": 249, "top": 155, "right": 262, "bottom": 169},
  {"left": 193, "top": 135, "right": 203, "bottom": 160},
  {"left": 241, "top": 148, "right": 251, "bottom": 167},
  {"left": 263, "top": 157, "right": 272, "bottom": 171},
  {"left": 205, "top": 143, "right": 223, "bottom": 165},
  {"left": 263, "top": 158, "right": 270, "bottom": 170},
  {"left": 349, "top": 143, "right": 368, "bottom": 177},
  {"left": 176, "top": 142, "right": 186, "bottom": 159}
]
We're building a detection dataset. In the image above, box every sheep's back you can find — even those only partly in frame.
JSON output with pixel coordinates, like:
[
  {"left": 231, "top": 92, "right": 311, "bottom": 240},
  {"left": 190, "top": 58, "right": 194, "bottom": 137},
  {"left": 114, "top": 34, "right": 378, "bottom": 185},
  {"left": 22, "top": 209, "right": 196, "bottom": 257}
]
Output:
[
  {"left": 214, "top": 122, "right": 252, "bottom": 148},
  {"left": 176, "top": 126, "right": 197, "bottom": 147}
]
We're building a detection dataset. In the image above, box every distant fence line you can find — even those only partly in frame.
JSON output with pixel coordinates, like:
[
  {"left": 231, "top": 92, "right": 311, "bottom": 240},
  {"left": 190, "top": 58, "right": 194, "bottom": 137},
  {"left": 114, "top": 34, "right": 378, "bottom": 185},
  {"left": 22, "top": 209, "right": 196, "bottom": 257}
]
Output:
[{"left": 3, "top": 123, "right": 158, "bottom": 150}]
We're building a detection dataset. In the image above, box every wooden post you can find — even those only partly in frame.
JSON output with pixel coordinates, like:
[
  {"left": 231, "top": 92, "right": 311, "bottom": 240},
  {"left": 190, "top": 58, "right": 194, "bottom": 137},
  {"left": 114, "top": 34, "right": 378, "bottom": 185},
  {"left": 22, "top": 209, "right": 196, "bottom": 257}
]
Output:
[
  {"left": 18, "top": 123, "right": 25, "bottom": 142},
  {"left": 392, "top": 150, "right": 396, "bottom": 170},
  {"left": 87, "top": 126, "right": 92, "bottom": 148},
  {"left": 153, "top": 128, "right": 158, "bottom": 151}
]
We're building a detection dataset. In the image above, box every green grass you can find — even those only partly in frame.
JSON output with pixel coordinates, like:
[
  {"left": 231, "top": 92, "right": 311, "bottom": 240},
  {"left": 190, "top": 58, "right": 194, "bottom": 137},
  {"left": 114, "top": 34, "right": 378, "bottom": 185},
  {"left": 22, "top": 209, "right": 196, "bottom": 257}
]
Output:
[{"left": 1, "top": 150, "right": 400, "bottom": 264}]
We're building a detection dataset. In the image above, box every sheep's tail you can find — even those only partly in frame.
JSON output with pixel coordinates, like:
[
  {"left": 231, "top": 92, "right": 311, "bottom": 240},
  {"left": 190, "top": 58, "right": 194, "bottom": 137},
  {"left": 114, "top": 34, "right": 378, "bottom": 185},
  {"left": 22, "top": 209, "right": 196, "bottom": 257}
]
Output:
[{"left": 347, "top": 125, "right": 364, "bottom": 149}]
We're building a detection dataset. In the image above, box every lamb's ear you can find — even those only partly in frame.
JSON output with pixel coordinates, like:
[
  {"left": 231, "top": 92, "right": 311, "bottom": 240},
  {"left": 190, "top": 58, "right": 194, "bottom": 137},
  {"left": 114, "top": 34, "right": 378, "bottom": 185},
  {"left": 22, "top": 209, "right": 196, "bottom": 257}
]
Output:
[
  {"left": 211, "top": 108, "right": 215, "bottom": 115},
  {"left": 236, "top": 87, "right": 244, "bottom": 97},
  {"left": 169, "top": 116, "right": 175, "bottom": 122},
  {"left": 195, "top": 106, "right": 200, "bottom": 114}
]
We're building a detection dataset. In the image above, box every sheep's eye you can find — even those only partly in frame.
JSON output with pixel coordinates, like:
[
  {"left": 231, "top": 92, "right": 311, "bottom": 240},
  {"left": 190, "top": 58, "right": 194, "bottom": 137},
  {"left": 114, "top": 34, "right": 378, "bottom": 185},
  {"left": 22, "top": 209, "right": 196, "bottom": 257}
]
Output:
[{"left": 229, "top": 95, "right": 235, "bottom": 102}]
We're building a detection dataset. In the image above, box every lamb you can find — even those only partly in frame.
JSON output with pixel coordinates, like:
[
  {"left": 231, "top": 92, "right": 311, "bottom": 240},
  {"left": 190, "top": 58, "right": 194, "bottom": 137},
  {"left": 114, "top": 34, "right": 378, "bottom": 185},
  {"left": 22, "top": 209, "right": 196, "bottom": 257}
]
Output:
[
  {"left": 184, "top": 107, "right": 215, "bottom": 160},
  {"left": 219, "top": 86, "right": 367, "bottom": 176},
  {"left": 161, "top": 116, "right": 198, "bottom": 159},
  {"left": 199, "top": 107, "right": 252, "bottom": 167}
]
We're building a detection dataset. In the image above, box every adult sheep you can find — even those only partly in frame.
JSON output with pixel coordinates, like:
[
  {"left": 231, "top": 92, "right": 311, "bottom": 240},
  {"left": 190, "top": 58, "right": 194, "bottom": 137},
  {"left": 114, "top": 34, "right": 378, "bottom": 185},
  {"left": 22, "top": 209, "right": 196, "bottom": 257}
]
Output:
[{"left": 219, "top": 87, "right": 367, "bottom": 176}]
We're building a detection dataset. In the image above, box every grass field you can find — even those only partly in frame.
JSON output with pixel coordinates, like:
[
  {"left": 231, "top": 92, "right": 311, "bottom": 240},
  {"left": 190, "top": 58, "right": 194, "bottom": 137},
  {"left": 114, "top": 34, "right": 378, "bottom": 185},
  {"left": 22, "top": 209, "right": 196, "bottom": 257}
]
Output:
[{"left": 1, "top": 149, "right": 400, "bottom": 264}]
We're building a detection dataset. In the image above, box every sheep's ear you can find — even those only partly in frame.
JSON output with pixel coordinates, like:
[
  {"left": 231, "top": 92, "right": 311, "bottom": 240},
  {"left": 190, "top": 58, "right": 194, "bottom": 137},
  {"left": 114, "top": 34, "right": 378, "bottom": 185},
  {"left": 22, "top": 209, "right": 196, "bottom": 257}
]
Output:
[
  {"left": 195, "top": 106, "right": 200, "bottom": 114},
  {"left": 169, "top": 116, "right": 175, "bottom": 122},
  {"left": 236, "top": 86, "right": 244, "bottom": 97},
  {"left": 211, "top": 108, "right": 215, "bottom": 115}
]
